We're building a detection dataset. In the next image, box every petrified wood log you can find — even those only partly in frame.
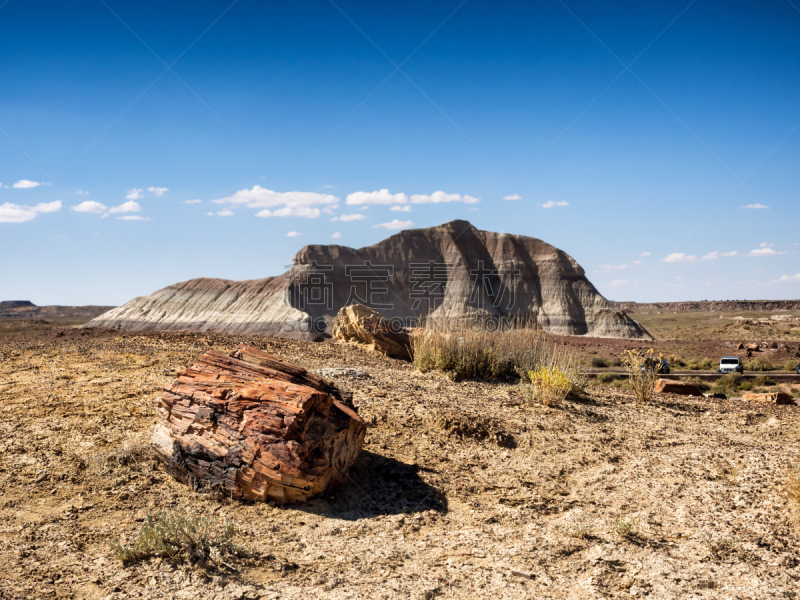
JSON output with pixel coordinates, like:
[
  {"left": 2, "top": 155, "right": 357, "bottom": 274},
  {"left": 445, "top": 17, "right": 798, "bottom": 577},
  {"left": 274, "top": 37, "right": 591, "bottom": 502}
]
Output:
[
  {"left": 332, "top": 303, "right": 412, "bottom": 361},
  {"left": 742, "top": 391, "right": 794, "bottom": 405},
  {"left": 151, "top": 345, "right": 366, "bottom": 503},
  {"left": 654, "top": 379, "right": 703, "bottom": 397}
]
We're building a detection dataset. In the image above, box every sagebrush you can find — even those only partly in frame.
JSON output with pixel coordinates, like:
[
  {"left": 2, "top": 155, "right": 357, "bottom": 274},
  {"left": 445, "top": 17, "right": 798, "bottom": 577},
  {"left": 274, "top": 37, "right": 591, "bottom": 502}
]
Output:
[{"left": 110, "top": 508, "right": 247, "bottom": 565}]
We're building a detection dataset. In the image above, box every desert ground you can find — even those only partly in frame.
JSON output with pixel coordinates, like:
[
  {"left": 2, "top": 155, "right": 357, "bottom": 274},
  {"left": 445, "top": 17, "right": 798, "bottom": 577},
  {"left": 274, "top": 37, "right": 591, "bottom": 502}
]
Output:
[{"left": 1, "top": 319, "right": 800, "bottom": 600}]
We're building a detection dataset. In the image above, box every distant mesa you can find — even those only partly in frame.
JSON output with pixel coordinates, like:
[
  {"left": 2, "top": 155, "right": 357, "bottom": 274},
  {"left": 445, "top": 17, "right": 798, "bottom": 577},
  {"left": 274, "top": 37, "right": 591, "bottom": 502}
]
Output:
[
  {"left": 86, "top": 220, "right": 652, "bottom": 340},
  {"left": 0, "top": 301, "right": 113, "bottom": 320},
  {"left": 0, "top": 300, "right": 36, "bottom": 309}
]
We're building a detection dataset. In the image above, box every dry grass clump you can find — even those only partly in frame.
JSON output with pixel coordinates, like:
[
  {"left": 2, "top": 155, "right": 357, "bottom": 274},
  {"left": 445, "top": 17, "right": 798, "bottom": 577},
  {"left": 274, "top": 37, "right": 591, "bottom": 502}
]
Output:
[
  {"left": 110, "top": 508, "right": 247, "bottom": 565},
  {"left": 621, "top": 349, "right": 664, "bottom": 403},
  {"left": 590, "top": 356, "right": 621, "bottom": 368},
  {"left": 612, "top": 515, "right": 640, "bottom": 538},
  {"left": 411, "top": 320, "right": 550, "bottom": 381},
  {"left": 569, "top": 521, "right": 595, "bottom": 540},
  {"left": 784, "top": 359, "right": 800, "bottom": 372},
  {"left": 702, "top": 533, "right": 744, "bottom": 560}
]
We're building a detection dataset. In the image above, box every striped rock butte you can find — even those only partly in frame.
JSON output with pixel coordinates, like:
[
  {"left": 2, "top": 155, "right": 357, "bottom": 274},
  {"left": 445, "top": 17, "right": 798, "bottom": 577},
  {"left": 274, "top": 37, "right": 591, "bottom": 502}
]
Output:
[{"left": 87, "top": 220, "right": 651, "bottom": 340}]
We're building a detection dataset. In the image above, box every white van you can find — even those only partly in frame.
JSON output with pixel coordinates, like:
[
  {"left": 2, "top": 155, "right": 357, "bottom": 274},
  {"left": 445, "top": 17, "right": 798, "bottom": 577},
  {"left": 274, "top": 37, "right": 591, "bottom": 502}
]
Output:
[{"left": 718, "top": 356, "right": 743, "bottom": 374}]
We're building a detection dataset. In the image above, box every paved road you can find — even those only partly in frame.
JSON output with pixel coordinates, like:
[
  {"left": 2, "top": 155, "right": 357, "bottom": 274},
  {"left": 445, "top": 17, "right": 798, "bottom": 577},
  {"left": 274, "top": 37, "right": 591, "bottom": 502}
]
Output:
[{"left": 586, "top": 370, "right": 800, "bottom": 382}]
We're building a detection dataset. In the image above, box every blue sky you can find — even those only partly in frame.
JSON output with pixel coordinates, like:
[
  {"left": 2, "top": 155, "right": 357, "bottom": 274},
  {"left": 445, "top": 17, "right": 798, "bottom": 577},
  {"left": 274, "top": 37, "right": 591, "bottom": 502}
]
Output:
[{"left": 1, "top": 0, "right": 798, "bottom": 305}]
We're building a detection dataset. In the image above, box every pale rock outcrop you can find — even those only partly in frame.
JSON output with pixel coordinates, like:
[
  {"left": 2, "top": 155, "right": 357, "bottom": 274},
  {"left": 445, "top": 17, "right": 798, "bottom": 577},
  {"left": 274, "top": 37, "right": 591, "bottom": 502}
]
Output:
[
  {"left": 332, "top": 304, "right": 412, "bottom": 360},
  {"left": 87, "top": 220, "right": 651, "bottom": 340}
]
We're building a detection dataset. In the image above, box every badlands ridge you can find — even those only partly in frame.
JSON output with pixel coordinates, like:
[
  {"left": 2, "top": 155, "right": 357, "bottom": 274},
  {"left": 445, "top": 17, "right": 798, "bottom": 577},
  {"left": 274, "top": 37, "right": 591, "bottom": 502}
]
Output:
[{"left": 87, "top": 220, "right": 650, "bottom": 340}]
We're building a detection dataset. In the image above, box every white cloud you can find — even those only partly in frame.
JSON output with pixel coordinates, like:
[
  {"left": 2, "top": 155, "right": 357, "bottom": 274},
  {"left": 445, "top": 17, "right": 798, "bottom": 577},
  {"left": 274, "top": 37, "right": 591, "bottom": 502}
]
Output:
[
  {"left": 323, "top": 185, "right": 335, "bottom": 189},
  {"left": 32, "top": 200, "right": 61, "bottom": 213},
  {"left": 74, "top": 190, "right": 89, "bottom": 195},
  {"left": 147, "top": 186, "right": 168, "bottom": 196},
  {"left": 374, "top": 219, "right": 414, "bottom": 230},
  {"left": 332, "top": 232, "right": 342, "bottom": 239},
  {"left": 217, "top": 209, "right": 234, "bottom": 217},
  {"left": 609, "top": 279, "right": 629, "bottom": 287},
  {"left": 346, "top": 190, "right": 409, "bottom": 205},
  {"left": 633, "top": 260, "right": 642, "bottom": 265},
  {"left": 759, "top": 242, "right": 774, "bottom": 247},
  {"left": 256, "top": 206, "right": 321, "bottom": 218},
  {"left": 747, "top": 247, "right": 784, "bottom": 256},
  {"left": 700, "top": 250, "right": 738, "bottom": 261},
  {"left": 773, "top": 273, "right": 800, "bottom": 283},
  {"left": 541, "top": 200, "right": 568, "bottom": 208},
  {"left": 504, "top": 194, "right": 522, "bottom": 201},
  {"left": 0, "top": 200, "right": 61, "bottom": 223},
  {"left": 411, "top": 191, "right": 479, "bottom": 204},
  {"left": 595, "top": 264, "right": 627, "bottom": 273},
  {"left": 743, "top": 203, "right": 768, "bottom": 209},
  {"left": 182, "top": 199, "right": 202, "bottom": 204},
  {"left": 286, "top": 231, "right": 302, "bottom": 237},
  {"left": 117, "top": 215, "right": 150, "bottom": 221},
  {"left": 126, "top": 188, "right": 143, "bottom": 200},
  {"left": 108, "top": 200, "right": 141, "bottom": 214},
  {"left": 346, "top": 189, "right": 478, "bottom": 206},
  {"left": 391, "top": 205, "right": 412, "bottom": 212},
  {"left": 71, "top": 200, "right": 108, "bottom": 214},
  {"left": 664, "top": 252, "right": 697, "bottom": 263},
  {"left": 640, "top": 252, "right": 651, "bottom": 257},
  {"left": 331, "top": 213, "right": 366, "bottom": 222},
  {"left": 13, "top": 179, "right": 41, "bottom": 189},
  {"left": 214, "top": 185, "right": 338, "bottom": 219}
]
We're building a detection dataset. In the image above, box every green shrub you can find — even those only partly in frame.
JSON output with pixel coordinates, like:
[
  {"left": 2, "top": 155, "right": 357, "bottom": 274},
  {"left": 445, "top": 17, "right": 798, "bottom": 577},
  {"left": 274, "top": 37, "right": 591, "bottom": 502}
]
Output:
[
  {"left": 716, "top": 372, "right": 743, "bottom": 389},
  {"left": 744, "top": 356, "right": 773, "bottom": 371},
  {"left": 110, "top": 508, "right": 247, "bottom": 564},
  {"left": 784, "top": 360, "right": 799, "bottom": 372},
  {"left": 667, "top": 355, "right": 686, "bottom": 367},
  {"left": 699, "top": 358, "right": 714, "bottom": 370},
  {"left": 590, "top": 357, "right": 608, "bottom": 368},
  {"left": 607, "top": 357, "right": 623, "bottom": 367},
  {"left": 751, "top": 375, "right": 776, "bottom": 387}
]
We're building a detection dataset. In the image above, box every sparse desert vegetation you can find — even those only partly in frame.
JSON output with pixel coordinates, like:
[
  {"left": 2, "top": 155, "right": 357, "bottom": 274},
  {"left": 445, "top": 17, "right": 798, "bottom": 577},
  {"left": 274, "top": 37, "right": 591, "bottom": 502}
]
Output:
[{"left": 1, "top": 325, "right": 799, "bottom": 599}]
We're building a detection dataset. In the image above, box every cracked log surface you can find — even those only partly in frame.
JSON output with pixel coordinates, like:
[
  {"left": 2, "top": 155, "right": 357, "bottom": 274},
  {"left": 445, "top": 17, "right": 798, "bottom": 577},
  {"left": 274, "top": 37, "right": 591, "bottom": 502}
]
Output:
[{"left": 151, "top": 344, "right": 366, "bottom": 503}]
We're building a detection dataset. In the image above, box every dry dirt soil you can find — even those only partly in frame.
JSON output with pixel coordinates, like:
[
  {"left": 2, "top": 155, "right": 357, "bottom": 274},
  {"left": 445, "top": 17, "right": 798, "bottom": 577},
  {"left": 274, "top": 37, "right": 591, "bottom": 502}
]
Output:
[
  {"left": 1, "top": 328, "right": 800, "bottom": 600},
  {"left": 626, "top": 309, "right": 800, "bottom": 344}
]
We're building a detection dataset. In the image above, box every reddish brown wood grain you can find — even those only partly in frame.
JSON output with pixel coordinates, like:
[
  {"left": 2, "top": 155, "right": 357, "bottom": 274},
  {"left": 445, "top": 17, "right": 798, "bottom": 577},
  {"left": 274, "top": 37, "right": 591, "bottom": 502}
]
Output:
[{"left": 151, "top": 345, "right": 366, "bottom": 503}]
